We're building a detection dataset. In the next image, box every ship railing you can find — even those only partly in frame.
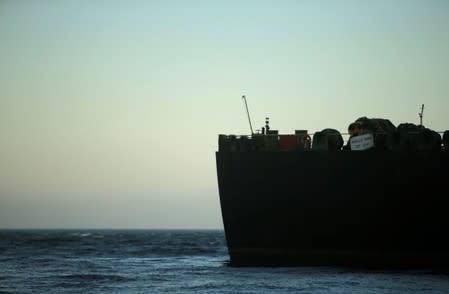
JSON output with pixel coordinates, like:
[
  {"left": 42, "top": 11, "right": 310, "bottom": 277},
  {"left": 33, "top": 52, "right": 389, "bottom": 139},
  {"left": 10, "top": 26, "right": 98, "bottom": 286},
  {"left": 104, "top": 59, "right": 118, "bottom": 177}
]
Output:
[
  {"left": 224, "top": 131, "right": 447, "bottom": 139},
  {"left": 221, "top": 131, "right": 446, "bottom": 144}
]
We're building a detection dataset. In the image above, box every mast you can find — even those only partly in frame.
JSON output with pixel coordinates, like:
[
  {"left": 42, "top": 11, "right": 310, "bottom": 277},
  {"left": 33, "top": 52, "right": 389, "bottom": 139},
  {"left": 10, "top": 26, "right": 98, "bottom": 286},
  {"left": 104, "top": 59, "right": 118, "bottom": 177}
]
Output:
[
  {"left": 242, "top": 95, "right": 254, "bottom": 135},
  {"left": 419, "top": 104, "right": 424, "bottom": 126}
]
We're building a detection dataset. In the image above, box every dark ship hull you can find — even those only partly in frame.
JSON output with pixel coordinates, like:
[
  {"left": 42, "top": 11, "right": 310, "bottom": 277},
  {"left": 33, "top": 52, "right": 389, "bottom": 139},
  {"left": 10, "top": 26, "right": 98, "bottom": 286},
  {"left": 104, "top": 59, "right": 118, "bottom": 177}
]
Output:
[{"left": 216, "top": 150, "right": 449, "bottom": 267}]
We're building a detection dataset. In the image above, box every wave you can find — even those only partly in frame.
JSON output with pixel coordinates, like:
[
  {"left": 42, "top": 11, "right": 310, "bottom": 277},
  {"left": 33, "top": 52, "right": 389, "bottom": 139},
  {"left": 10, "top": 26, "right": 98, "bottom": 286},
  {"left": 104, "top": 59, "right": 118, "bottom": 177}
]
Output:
[
  {"left": 0, "top": 230, "right": 227, "bottom": 258},
  {"left": 58, "top": 273, "right": 134, "bottom": 282}
]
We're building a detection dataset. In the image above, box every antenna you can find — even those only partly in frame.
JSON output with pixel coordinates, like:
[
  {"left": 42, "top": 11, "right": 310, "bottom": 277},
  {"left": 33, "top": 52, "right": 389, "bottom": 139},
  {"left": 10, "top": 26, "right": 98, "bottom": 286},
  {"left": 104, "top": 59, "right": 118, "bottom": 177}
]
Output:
[
  {"left": 419, "top": 104, "right": 424, "bottom": 126},
  {"left": 242, "top": 95, "right": 254, "bottom": 135}
]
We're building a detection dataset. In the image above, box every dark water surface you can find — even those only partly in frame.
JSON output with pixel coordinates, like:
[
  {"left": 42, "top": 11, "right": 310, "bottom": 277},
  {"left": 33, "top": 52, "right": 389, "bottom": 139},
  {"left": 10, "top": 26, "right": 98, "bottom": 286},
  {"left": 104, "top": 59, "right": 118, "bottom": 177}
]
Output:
[{"left": 1, "top": 230, "right": 448, "bottom": 293}]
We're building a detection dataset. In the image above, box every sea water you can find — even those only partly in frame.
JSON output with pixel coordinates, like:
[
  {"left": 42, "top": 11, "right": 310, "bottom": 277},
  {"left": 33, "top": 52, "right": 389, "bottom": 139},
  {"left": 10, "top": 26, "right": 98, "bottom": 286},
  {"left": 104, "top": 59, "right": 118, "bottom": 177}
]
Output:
[{"left": 1, "top": 230, "right": 448, "bottom": 293}]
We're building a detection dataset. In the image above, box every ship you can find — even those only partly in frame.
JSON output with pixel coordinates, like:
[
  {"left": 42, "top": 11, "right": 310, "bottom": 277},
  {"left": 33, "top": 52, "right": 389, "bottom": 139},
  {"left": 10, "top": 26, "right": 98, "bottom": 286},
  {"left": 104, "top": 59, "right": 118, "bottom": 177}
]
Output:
[{"left": 216, "top": 99, "right": 449, "bottom": 268}]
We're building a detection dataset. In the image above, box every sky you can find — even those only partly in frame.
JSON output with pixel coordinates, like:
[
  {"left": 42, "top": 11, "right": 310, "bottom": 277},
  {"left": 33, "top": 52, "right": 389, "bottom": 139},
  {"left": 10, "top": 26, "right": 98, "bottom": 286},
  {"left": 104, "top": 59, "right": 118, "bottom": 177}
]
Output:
[{"left": 1, "top": 0, "right": 449, "bottom": 229}]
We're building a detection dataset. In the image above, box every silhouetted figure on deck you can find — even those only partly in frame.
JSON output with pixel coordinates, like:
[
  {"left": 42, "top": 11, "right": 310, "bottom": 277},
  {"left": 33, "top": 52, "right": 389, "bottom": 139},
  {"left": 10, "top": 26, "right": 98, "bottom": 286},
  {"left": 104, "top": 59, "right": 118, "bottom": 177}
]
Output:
[{"left": 344, "top": 117, "right": 396, "bottom": 150}]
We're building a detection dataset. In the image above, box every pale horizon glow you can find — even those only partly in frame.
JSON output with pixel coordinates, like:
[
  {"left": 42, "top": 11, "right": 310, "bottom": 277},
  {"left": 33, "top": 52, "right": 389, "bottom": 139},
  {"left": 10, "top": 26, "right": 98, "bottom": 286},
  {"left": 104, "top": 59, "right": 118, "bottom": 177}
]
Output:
[{"left": 1, "top": 0, "right": 449, "bottom": 229}]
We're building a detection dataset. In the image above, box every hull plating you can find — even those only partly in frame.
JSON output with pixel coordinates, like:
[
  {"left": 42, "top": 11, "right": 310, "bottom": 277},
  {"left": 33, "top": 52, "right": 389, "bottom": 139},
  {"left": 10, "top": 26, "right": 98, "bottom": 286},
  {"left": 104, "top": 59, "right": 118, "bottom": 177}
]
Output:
[{"left": 216, "top": 150, "right": 449, "bottom": 267}]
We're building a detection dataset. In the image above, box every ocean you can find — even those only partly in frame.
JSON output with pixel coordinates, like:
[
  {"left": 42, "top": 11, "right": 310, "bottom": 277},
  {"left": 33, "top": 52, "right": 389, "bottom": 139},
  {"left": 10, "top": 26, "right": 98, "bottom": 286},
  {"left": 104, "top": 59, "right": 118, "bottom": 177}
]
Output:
[{"left": 1, "top": 230, "right": 448, "bottom": 293}]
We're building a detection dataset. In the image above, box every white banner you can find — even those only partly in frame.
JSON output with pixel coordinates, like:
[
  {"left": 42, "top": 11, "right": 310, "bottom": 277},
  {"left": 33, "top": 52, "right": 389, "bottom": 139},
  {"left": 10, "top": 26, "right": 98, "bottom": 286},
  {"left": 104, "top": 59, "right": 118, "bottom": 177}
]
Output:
[{"left": 350, "top": 133, "right": 374, "bottom": 151}]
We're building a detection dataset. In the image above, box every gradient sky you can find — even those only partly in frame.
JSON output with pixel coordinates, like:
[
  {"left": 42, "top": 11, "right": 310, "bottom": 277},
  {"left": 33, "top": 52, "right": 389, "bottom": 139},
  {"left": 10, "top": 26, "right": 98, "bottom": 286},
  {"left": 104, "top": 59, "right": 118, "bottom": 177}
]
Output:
[{"left": 1, "top": 0, "right": 449, "bottom": 229}]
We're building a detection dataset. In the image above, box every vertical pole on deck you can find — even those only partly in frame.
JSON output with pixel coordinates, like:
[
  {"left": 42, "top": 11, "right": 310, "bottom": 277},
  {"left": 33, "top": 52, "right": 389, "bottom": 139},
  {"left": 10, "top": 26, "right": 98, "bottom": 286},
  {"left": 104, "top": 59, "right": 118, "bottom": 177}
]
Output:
[{"left": 419, "top": 104, "right": 424, "bottom": 126}]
